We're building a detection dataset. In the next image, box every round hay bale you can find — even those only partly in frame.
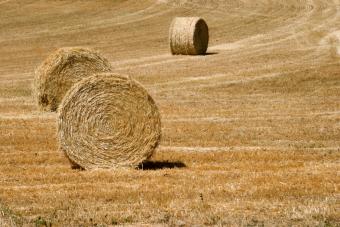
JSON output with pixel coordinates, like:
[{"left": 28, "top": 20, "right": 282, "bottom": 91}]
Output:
[
  {"left": 58, "top": 73, "right": 161, "bottom": 170},
  {"left": 33, "top": 47, "right": 112, "bottom": 111},
  {"left": 169, "top": 17, "right": 209, "bottom": 55}
]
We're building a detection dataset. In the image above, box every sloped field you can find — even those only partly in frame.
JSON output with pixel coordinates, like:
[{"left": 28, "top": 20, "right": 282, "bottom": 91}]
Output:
[{"left": 0, "top": 0, "right": 339, "bottom": 226}]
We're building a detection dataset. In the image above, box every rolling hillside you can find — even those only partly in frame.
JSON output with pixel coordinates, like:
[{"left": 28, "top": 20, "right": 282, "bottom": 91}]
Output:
[{"left": 0, "top": 0, "right": 339, "bottom": 226}]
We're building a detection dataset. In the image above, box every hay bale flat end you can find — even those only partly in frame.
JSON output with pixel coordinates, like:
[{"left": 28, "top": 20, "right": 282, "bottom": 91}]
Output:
[
  {"left": 58, "top": 73, "right": 161, "bottom": 170},
  {"left": 33, "top": 47, "right": 112, "bottom": 112}
]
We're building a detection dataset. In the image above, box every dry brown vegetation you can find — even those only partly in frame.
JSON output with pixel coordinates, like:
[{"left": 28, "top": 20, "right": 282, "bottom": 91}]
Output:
[{"left": 0, "top": 0, "right": 339, "bottom": 226}]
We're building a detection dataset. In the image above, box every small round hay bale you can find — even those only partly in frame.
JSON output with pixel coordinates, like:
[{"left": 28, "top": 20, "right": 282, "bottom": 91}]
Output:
[
  {"left": 169, "top": 17, "right": 209, "bottom": 55},
  {"left": 58, "top": 73, "right": 161, "bottom": 170},
  {"left": 33, "top": 47, "right": 112, "bottom": 111}
]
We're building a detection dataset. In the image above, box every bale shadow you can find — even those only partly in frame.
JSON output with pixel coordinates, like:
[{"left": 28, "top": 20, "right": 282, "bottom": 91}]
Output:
[
  {"left": 203, "top": 52, "right": 218, "bottom": 55},
  {"left": 138, "top": 160, "right": 186, "bottom": 170},
  {"left": 70, "top": 164, "right": 85, "bottom": 170},
  {"left": 64, "top": 154, "right": 85, "bottom": 170},
  {"left": 67, "top": 156, "right": 186, "bottom": 171}
]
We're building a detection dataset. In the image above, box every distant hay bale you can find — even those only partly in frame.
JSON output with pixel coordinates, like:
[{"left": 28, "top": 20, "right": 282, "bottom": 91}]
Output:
[
  {"left": 33, "top": 47, "right": 112, "bottom": 111},
  {"left": 58, "top": 73, "right": 161, "bottom": 170},
  {"left": 169, "top": 17, "right": 209, "bottom": 55}
]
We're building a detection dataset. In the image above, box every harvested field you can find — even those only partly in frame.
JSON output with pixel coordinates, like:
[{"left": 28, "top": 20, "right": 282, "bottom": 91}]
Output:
[{"left": 0, "top": 0, "right": 339, "bottom": 226}]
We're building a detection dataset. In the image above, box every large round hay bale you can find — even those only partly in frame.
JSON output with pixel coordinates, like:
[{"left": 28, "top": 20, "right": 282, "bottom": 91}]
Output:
[
  {"left": 169, "top": 17, "right": 209, "bottom": 55},
  {"left": 33, "top": 47, "right": 112, "bottom": 111},
  {"left": 58, "top": 73, "right": 161, "bottom": 170}
]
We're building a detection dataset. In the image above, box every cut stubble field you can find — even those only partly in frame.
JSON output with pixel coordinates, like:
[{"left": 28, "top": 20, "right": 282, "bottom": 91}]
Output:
[{"left": 0, "top": 0, "right": 339, "bottom": 226}]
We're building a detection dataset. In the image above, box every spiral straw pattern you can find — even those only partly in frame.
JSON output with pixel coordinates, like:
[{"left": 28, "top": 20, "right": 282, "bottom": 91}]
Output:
[
  {"left": 33, "top": 47, "right": 112, "bottom": 111},
  {"left": 169, "top": 17, "right": 209, "bottom": 55},
  {"left": 58, "top": 73, "right": 161, "bottom": 170}
]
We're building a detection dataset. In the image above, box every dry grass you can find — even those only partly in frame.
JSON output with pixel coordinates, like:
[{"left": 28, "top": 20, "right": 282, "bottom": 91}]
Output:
[{"left": 0, "top": 0, "right": 339, "bottom": 226}]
